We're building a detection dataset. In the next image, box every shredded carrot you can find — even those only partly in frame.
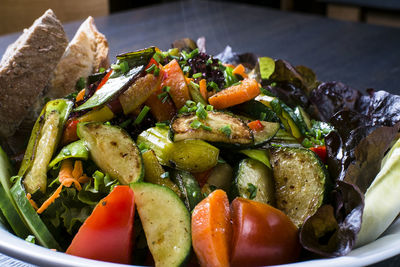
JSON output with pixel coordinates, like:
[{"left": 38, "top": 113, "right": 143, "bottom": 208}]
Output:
[
  {"left": 27, "top": 193, "right": 38, "bottom": 210},
  {"left": 37, "top": 184, "right": 63, "bottom": 214},
  {"left": 78, "top": 174, "right": 91, "bottom": 184},
  {"left": 232, "top": 64, "right": 248, "bottom": 78},
  {"left": 185, "top": 77, "right": 193, "bottom": 84},
  {"left": 223, "top": 63, "right": 235, "bottom": 69},
  {"left": 72, "top": 161, "right": 83, "bottom": 180},
  {"left": 36, "top": 159, "right": 87, "bottom": 214},
  {"left": 75, "top": 89, "right": 86, "bottom": 102},
  {"left": 199, "top": 79, "right": 208, "bottom": 100}
]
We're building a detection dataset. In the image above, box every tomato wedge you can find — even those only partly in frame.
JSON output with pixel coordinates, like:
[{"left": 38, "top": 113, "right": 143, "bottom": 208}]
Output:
[
  {"left": 66, "top": 185, "right": 135, "bottom": 264},
  {"left": 230, "top": 197, "right": 301, "bottom": 266}
]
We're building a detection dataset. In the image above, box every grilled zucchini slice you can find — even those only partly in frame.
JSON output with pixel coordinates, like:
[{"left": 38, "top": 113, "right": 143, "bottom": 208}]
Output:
[
  {"left": 270, "top": 147, "right": 328, "bottom": 227},
  {"left": 170, "top": 111, "right": 253, "bottom": 145},
  {"left": 77, "top": 122, "right": 143, "bottom": 184}
]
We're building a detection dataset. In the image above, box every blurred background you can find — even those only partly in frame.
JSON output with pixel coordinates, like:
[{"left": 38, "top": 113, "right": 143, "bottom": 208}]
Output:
[{"left": 1, "top": 0, "right": 399, "bottom": 36}]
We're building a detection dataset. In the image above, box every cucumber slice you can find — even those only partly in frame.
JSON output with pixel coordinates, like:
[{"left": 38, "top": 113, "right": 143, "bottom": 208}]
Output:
[
  {"left": 131, "top": 182, "right": 191, "bottom": 267},
  {"left": 10, "top": 177, "right": 61, "bottom": 250},
  {"left": 270, "top": 147, "right": 328, "bottom": 227},
  {"left": 170, "top": 169, "right": 203, "bottom": 211},
  {"left": 78, "top": 122, "right": 143, "bottom": 185},
  {"left": 234, "top": 158, "right": 275, "bottom": 206}
]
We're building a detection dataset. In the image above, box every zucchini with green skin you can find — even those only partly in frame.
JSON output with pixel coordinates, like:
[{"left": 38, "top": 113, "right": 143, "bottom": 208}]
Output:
[
  {"left": 170, "top": 169, "right": 203, "bottom": 211},
  {"left": 231, "top": 99, "right": 279, "bottom": 122},
  {"left": 10, "top": 177, "right": 61, "bottom": 250},
  {"left": 131, "top": 182, "right": 191, "bottom": 267},
  {"left": 21, "top": 99, "right": 73, "bottom": 194},
  {"left": 234, "top": 158, "right": 275, "bottom": 206},
  {"left": 240, "top": 149, "right": 271, "bottom": 168},
  {"left": 270, "top": 147, "right": 329, "bottom": 227},
  {"left": 170, "top": 111, "right": 253, "bottom": 145},
  {"left": 137, "top": 126, "right": 219, "bottom": 172},
  {"left": 77, "top": 122, "right": 143, "bottom": 185},
  {"left": 252, "top": 121, "right": 280, "bottom": 146},
  {"left": 0, "top": 147, "right": 30, "bottom": 238}
]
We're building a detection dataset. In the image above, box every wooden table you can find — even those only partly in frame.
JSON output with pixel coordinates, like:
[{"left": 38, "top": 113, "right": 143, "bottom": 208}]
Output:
[{"left": 0, "top": 0, "right": 399, "bottom": 266}]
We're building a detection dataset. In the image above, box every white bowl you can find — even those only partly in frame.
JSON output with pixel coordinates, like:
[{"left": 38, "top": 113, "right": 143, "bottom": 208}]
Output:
[{"left": 1, "top": 218, "right": 400, "bottom": 267}]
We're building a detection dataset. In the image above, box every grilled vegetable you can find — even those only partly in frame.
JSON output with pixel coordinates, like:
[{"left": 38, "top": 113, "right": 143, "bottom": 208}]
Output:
[
  {"left": 77, "top": 122, "right": 143, "bottom": 184},
  {"left": 252, "top": 121, "right": 280, "bottom": 146},
  {"left": 170, "top": 111, "right": 253, "bottom": 146},
  {"left": 240, "top": 149, "right": 271, "bottom": 168},
  {"left": 202, "top": 162, "right": 233, "bottom": 194},
  {"left": 48, "top": 140, "right": 89, "bottom": 169},
  {"left": 131, "top": 182, "right": 191, "bottom": 267},
  {"left": 270, "top": 147, "right": 328, "bottom": 227},
  {"left": 170, "top": 169, "right": 203, "bottom": 211},
  {"left": 21, "top": 99, "right": 73, "bottom": 194},
  {"left": 234, "top": 158, "right": 275, "bottom": 206},
  {"left": 137, "top": 126, "right": 219, "bottom": 172},
  {"left": 232, "top": 99, "right": 279, "bottom": 122}
]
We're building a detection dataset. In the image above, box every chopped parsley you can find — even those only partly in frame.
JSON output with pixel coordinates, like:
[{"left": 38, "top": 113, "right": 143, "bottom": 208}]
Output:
[
  {"left": 219, "top": 125, "right": 232, "bottom": 137},
  {"left": 134, "top": 105, "right": 151, "bottom": 125}
]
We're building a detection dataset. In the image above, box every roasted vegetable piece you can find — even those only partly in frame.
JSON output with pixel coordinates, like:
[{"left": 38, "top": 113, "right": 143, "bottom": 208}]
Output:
[
  {"left": 67, "top": 186, "right": 135, "bottom": 264},
  {"left": 208, "top": 78, "right": 260, "bottom": 110},
  {"left": 270, "top": 147, "right": 328, "bottom": 227},
  {"left": 48, "top": 140, "right": 89, "bottom": 169},
  {"left": 131, "top": 182, "right": 191, "bottom": 267},
  {"left": 141, "top": 149, "right": 180, "bottom": 196},
  {"left": 119, "top": 73, "right": 162, "bottom": 115},
  {"left": 21, "top": 99, "right": 73, "bottom": 194},
  {"left": 192, "top": 189, "right": 232, "bottom": 267},
  {"left": 137, "top": 126, "right": 219, "bottom": 172},
  {"left": 170, "top": 169, "right": 203, "bottom": 211},
  {"left": 77, "top": 122, "right": 143, "bottom": 184},
  {"left": 0, "top": 147, "right": 30, "bottom": 238},
  {"left": 170, "top": 111, "right": 253, "bottom": 145},
  {"left": 161, "top": 59, "right": 191, "bottom": 109},
  {"left": 75, "top": 47, "right": 156, "bottom": 111},
  {"left": 240, "top": 149, "right": 271, "bottom": 168},
  {"left": 230, "top": 197, "right": 300, "bottom": 267},
  {"left": 11, "top": 177, "right": 61, "bottom": 250},
  {"left": 203, "top": 162, "right": 233, "bottom": 193},
  {"left": 234, "top": 158, "right": 275, "bottom": 206},
  {"left": 252, "top": 121, "right": 280, "bottom": 146}
]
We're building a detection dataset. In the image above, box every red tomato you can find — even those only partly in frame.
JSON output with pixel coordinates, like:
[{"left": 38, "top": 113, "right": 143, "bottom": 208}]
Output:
[
  {"left": 310, "top": 145, "right": 327, "bottom": 163},
  {"left": 61, "top": 119, "right": 79, "bottom": 145},
  {"left": 66, "top": 185, "right": 135, "bottom": 264},
  {"left": 230, "top": 198, "right": 301, "bottom": 267}
]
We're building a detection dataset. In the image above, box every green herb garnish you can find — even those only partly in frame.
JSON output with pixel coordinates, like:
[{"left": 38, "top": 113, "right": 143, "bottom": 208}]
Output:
[
  {"left": 134, "top": 105, "right": 151, "bottom": 124},
  {"left": 190, "top": 119, "right": 202, "bottom": 129},
  {"left": 192, "top": 73, "right": 202, "bottom": 79},
  {"left": 196, "top": 104, "right": 208, "bottom": 120},
  {"left": 219, "top": 125, "right": 232, "bottom": 137}
]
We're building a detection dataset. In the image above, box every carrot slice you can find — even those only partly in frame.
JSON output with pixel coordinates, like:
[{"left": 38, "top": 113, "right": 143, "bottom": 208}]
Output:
[
  {"left": 76, "top": 89, "right": 86, "bottom": 102},
  {"left": 199, "top": 79, "right": 208, "bottom": 101},
  {"left": 145, "top": 77, "right": 176, "bottom": 122},
  {"left": 161, "top": 59, "right": 191, "bottom": 109},
  {"left": 232, "top": 64, "right": 248, "bottom": 78},
  {"left": 192, "top": 189, "right": 232, "bottom": 267},
  {"left": 208, "top": 78, "right": 260, "bottom": 110}
]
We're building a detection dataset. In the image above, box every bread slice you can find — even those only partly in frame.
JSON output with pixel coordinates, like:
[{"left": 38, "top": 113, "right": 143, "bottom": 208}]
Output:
[
  {"left": 0, "top": 9, "right": 68, "bottom": 139},
  {"left": 47, "top": 16, "right": 109, "bottom": 99}
]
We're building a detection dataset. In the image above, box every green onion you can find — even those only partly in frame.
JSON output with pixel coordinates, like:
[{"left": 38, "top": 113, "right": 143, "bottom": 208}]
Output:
[
  {"left": 206, "top": 105, "right": 214, "bottom": 111},
  {"left": 138, "top": 143, "right": 149, "bottom": 153},
  {"left": 157, "top": 92, "right": 168, "bottom": 99},
  {"left": 201, "top": 125, "right": 212, "bottom": 131},
  {"left": 247, "top": 183, "right": 257, "bottom": 199},
  {"left": 186, "top": 100, "right": 196, "bottom": 107},
  {"left": 120, "top": 61, "right": 129, "bottom": 73},
  {"left": 219, "top": 125, "right": 231, "bottom": 137},
  {"left": 192, "top": 73, "right": 202, "bottom": 79},
  {"left": 189, "top": 48, "right": 199, "bottom": 58},
  {"left": 231, "top": 81, "right": 242, "bottom": 86},
  {"left": 190, "top": 81, "right": 200, "bottom": 89},
  {"left": 119, "top": 119, "right": 132, "bottom": 128},
  {"left": 146, "top": 64, "right": 157, "bottom": 73},
  {"left": 179, "top": 106, "right": 189, "bottom": 114},
  {"left": 160, "top": 172, "right": 170, "bottom": 179},
  {"left": 162, "top": 86, "right": 171, "bottom": 93},
  {"left": 190, "top": 119, "right": 202, "bottom": 129},
  {"left": 260, "top": 87, "right": 274, "bottom": 96},
  {"left": 161, "top": 96, "right": 169, "bottom": 103},
  {"left": 196, "top": 104, "right": 208, "bottom": 120},
  {"left": 260, "top": 112, "right": 267, "bottom": 121},
  {"left": 206, "top": 58, "right": 213, "bottom": 65},
  {"left": 208, "top": 81, "right": 219, "bottom": 91},
  {"left": 25, "top": 235, "right": 36, "bottom": 244},
  {"left": 153, "top": 52, "right": 164, "bottom": 63},
  {"left": 182, "top": 66, "right": 191, "bottom": 73},
  {"left": 153, "top": 67, "right": 160, "bottom": 77},
  {"left": 156, "top": 122, "right": 167, "bottom": 128},
  {"left": 134, "top": 105, "right": 151, "bottom": 124},
  {"left": 99, "top": 67, "right": 106, "bottom": 73}
]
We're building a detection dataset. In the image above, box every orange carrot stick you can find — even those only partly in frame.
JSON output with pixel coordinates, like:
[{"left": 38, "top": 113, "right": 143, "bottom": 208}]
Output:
[
  {"left": 199, "top": 79, "right": 208, "bottom": 101},
  {"left": 72, "top": 161, "right": 83, "bottom": 180},
  {"left": 232, "top": 64, "right": 248, "bottom": 78},
  {"left": 191, "top": 189, "right": 232, "bottom": 267},
  {"left": 208, "top": 78, "right": 260, "bottom": 110},
  {"left": 76, "top": 89, "right": 86, "bottom": 102},
  {"left": 37, "top": 184, "right": 63, "bottom": 214}
]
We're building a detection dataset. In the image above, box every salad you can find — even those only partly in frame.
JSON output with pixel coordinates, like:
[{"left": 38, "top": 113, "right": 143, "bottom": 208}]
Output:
[{"left": 0, "top": 37, "right": 400, "bottom": 267}]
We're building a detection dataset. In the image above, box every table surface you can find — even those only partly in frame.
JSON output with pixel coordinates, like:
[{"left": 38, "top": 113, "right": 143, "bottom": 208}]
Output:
[{"left": 0, "top": 0, "right": 400, "bottom": 266}]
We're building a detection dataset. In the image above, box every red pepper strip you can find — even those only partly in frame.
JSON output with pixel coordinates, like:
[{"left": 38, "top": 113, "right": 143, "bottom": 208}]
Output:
[
  {"left": 61, "top": 119, "right": 79, "bottom": 145},
  {"left": 310, "top": 145, "right": 327, "bottom": 163},
  {"left": 96, "top": 70, "right": 113, "bottom": 92},
  {"left": 248, "top": 120, "right": 264, "bottom": 132}
]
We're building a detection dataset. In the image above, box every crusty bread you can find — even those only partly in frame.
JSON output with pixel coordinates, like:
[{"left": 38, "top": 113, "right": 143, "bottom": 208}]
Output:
[
  {"left": 47, "top": 16, "right": 109, "bottom": 99},
  {"left": 0, "top": 9, "right": 68, "bottom": 139}
]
